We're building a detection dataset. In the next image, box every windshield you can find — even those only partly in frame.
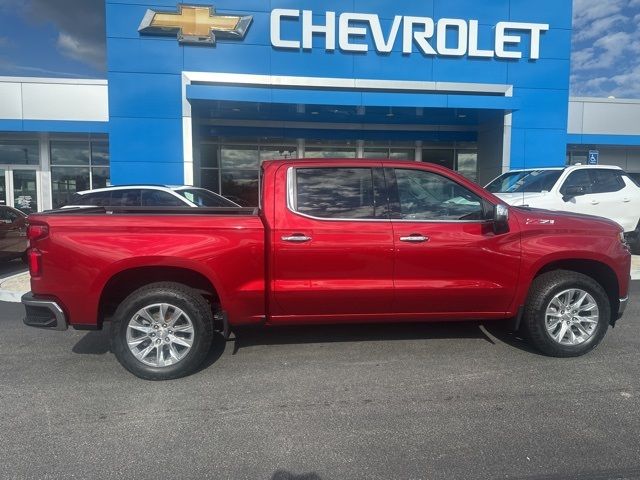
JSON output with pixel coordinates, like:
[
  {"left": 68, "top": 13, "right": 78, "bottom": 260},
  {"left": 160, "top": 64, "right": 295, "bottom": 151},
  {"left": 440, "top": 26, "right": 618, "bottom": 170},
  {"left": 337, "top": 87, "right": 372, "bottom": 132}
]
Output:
[
  {"left": 175, "top": 188, "right": 239, "bottom": 207},
  {"left": 486, "top": 170, "right": 563, "bottom": 193}
]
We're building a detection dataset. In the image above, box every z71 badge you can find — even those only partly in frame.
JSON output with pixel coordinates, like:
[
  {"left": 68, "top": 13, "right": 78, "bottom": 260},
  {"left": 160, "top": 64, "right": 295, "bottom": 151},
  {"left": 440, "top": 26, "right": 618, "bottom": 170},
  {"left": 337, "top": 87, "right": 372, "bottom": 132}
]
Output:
[{"left": 526, "top": 218, "right": 556, "bottom": 225}]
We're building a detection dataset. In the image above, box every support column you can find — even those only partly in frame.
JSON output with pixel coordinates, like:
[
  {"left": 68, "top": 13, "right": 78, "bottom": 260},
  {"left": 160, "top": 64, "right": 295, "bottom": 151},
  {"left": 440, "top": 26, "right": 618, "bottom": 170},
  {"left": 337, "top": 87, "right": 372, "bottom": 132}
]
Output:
[{"left": 39, "top": 133, "right": 52, "bottom": 211}]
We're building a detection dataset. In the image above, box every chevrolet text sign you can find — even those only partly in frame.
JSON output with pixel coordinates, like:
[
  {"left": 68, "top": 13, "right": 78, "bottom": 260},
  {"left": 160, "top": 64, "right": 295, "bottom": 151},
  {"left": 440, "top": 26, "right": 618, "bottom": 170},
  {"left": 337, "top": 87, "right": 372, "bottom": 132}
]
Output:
[{"left": 271, "top": 9, "right": 549, "bottom": 60}]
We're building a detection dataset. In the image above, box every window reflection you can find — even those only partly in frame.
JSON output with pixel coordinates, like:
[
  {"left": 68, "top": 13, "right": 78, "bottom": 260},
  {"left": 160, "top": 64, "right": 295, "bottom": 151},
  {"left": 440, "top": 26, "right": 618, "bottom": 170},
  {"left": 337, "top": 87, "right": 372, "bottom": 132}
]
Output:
[
  {"left": 221, "top": 146, "right": 259, "bottom": 169},
  {"left": 0, "top": 141, "right": 39, "bottom": 165},
  {"left": 395, "top": 169, "right": 483, "bottom": 221},
  {"left": 296, "top": 168, "right": 376, "bottom": 219},
  {"left": 51, "top": 141, "right": 90, "bottom": 166}
]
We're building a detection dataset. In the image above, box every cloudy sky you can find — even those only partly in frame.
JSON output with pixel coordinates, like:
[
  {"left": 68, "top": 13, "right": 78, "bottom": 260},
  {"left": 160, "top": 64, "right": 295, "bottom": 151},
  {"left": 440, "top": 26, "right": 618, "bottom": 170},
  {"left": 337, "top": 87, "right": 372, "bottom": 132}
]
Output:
[{"left": 0, "top": 0, "right": 639, "bottom": 98}]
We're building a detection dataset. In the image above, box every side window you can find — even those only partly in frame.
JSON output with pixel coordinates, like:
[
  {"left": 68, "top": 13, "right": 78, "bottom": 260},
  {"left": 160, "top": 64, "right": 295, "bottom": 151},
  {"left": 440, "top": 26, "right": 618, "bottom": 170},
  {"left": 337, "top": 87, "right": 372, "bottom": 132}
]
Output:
[
  {"left": 75, "top": 192, "right": 111, "bottom": 206},
  {"left": 110, "top": 189, "right": 141, "bottom": 207},
  {"left": 560, "top": 170, "right": 593, "bottom": 195},
  {"left": 590, "top": 170, "right": 625, "bottom": 193},
  {"left": 294, "top": 168, "right": 384, "bottom": 219},
  {"left": 392, "top": 169, "right": 484, "bottom": 221},
  {"left": 141, "top": 190, "right": 186, "bottom": 207},
  {"left": 0, "top": 208, "right": 18, "bottom": 223}
]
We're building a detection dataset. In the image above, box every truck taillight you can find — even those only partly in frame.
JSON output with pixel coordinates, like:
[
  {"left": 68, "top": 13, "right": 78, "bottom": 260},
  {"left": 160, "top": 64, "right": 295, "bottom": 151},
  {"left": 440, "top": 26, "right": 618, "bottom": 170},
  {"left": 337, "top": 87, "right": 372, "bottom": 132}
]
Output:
[
  {"left": 28, "top": 249, "right": 43, "bottom": 278},
  {"left": 27, "top": 224, "right": 49, "bottom": 243}
]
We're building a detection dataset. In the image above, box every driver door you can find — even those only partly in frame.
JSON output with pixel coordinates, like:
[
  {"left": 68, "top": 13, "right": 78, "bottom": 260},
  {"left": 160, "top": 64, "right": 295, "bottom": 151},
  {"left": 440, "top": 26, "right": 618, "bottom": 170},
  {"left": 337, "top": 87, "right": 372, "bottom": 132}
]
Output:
[{"left": 386, "top": 166, "right": 521, "bottom": 316}]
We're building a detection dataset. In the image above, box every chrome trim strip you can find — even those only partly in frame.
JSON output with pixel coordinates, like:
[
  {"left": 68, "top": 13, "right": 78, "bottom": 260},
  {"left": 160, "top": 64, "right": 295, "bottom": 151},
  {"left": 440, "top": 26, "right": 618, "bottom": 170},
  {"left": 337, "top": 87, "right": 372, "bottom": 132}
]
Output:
[{"left": 22, "top": 296, "right": 68, "bottom": 331}]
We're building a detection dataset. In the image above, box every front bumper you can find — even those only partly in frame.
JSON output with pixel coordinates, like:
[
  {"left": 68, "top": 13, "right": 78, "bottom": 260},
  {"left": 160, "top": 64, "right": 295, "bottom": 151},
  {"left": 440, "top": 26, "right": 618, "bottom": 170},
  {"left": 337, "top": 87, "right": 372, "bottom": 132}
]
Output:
[
  {"left": 618, "top": 296, "right": 629, "bottom": 320},
  {"left": 22, "top": 293, "right": 68, "bottom": 331}
]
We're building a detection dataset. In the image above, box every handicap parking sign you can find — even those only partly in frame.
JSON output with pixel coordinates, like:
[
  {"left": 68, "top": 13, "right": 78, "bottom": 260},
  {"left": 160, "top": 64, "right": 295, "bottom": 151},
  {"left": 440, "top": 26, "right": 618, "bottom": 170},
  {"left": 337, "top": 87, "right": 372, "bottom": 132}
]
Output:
[{"left": 588, "top": 150, "right": 599, "bottom": 165}]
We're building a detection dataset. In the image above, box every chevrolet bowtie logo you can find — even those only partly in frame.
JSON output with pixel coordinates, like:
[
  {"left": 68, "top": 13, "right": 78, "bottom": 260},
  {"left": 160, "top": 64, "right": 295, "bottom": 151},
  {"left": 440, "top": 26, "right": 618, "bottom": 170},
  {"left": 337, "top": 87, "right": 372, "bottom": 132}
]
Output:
[{"left": 138, "top": 4, "right": 252, "bottom": 45}]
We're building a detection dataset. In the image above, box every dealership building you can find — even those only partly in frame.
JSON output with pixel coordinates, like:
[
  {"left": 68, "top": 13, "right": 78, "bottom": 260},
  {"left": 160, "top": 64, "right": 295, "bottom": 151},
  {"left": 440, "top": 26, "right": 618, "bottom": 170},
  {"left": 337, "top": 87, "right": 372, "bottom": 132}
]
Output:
[{"left": 1, "top": 0, "right": 640, "bottom": 211}]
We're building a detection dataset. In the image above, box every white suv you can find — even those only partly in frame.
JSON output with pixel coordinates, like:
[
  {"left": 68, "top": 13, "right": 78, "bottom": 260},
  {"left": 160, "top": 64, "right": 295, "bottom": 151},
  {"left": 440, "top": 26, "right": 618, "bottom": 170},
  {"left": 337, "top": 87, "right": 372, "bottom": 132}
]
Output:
[
  {"left": 486, "top": 165, "right": 640, "bottom": 252},
  {"left": 64, "top": 185, "right": 240, "bottom": 209}
]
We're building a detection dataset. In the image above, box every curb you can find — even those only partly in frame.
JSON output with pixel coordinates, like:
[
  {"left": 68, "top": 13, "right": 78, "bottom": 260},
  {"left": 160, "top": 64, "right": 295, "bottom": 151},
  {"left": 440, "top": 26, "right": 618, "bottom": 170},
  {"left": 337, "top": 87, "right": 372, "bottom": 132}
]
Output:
[{"left": 0, "top": 272, "right": 30, "bottom": 303}]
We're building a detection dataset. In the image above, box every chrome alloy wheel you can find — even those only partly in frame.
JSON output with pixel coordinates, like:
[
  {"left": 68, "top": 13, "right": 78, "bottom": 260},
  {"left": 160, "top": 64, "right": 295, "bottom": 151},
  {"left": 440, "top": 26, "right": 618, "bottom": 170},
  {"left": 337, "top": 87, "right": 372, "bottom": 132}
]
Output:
[
  {"left": 126, "top": 303, "right": 195, "bottom": 368},
  {"left": 545, "top": 289, "right": 600, "bottom": 346}
]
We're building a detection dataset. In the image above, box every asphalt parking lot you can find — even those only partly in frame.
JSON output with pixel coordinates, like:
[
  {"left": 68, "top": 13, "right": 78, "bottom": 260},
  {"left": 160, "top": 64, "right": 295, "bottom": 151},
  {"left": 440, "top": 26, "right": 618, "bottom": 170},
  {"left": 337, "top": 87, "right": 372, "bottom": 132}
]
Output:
[{"left": 1, "top": 283, "right": 639, "bottom": 480}]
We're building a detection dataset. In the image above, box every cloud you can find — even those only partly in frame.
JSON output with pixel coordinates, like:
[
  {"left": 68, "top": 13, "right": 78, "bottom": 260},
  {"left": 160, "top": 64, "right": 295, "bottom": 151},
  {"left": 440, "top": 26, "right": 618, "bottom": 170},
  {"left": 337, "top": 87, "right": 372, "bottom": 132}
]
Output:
[
  {"left": 571, "top": 0, "right": 640, "bottom": 98},
  {"left": 0, "top": 56, "right": 85, "bottom": 77},
  {"left": 3, "top": 0, "right": 106, "bottom": 72},
  {"left": 56, "top": 32, "right": 105, "bottom": 70}
]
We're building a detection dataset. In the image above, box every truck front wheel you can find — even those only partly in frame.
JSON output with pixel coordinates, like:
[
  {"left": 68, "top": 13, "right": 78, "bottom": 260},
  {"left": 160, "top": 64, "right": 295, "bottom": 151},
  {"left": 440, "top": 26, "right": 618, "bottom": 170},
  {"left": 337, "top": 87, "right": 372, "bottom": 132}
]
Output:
[
  {"left": 522, "top": 270, "right": 611, "bottom": 357},
  {"left": 110, "top": 282, "right": 214, "bottom": 380}
]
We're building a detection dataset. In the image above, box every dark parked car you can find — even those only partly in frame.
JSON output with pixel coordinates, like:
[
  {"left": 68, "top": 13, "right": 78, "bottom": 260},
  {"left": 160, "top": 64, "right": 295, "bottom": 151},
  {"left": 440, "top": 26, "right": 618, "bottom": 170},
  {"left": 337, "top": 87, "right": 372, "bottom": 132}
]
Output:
[{"left": 0, "top": 206, "right": 28, "bottom": 262}]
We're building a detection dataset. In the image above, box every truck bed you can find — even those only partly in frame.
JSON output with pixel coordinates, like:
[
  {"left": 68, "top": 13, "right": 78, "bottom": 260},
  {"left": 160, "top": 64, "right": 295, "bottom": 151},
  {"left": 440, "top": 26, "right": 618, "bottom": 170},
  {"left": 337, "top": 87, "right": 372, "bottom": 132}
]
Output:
[{"left": 27, "top": 208, "right": 266, "bottom": 328}]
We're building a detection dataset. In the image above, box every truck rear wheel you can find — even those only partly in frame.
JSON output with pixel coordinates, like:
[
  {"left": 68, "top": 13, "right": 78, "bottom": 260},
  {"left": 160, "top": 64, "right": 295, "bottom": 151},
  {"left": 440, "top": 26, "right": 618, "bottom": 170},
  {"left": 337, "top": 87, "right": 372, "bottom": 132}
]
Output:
[
  {"left": 522, "top": 270, "right": 610, "bottom": 357},
  {"left": 110, "top": 282, "right": 214, "bottom": 380}
]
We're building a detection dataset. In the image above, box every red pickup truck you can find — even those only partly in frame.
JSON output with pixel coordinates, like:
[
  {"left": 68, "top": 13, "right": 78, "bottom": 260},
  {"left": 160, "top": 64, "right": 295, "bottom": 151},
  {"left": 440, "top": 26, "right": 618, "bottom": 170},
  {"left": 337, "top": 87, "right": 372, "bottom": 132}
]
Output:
[{"left": 23, "top": 160, "right": 631, "bottom": 380}]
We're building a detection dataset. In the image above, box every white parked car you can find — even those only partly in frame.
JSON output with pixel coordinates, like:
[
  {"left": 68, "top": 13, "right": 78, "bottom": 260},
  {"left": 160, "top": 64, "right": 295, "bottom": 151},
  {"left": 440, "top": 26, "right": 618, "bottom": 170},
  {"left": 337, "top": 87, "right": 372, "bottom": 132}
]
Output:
[
  {"left": 63, "top": 185, "right": 240, "bottom": 209},
  {"left": 486, "top": 165, "right": 640, "bottom": 253}
]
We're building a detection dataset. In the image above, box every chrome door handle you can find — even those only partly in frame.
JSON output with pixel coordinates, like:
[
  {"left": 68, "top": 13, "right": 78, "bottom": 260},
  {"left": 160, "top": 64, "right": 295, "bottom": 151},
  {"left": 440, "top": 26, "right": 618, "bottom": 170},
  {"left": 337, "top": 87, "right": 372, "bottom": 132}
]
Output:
[
  {"left": 623, "top": 198, "right": 631, "bottom": 203},
  {"left": 591, "top": 200, "right": 599, "bottom": 205},
  {"left": 400, "top": 235, "right": 429, "bottom": 243},
  {"left": 282, "top": 234, "right": 312, "bottom": 243}
]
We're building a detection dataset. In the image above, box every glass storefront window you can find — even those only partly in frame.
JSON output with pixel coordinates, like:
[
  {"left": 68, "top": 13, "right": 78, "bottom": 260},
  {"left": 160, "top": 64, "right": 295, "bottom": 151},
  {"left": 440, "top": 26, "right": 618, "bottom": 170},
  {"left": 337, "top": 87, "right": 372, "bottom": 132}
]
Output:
[
  {"left": 456, "top": 151, "right": 478, "bottom": 183},
  {"left": 201, "top": 169, "right": 220, "bottom": 194},
  {"left": 0, "top": 140, "right": 39, "bottom": 165},
  {"left": 422, "top": 149, "right": 455, "bottom": 170},
  {"left": 201, "top": 144, "right": 219, "bottom": 168},
  {"left": 91, "top": 167, "right": 111, "bottom": 189},
  {"left": 305, "top": 147, "right": 357, "bottom": 158},
  {"left": 50, "top": 139, "right": 110, "bottom": 207},
  {"left": 221, "top": 146, "right": 259, "bottom": 169},
  {"left": 91, "top": 142, "right": 110, "bottom": 166},
  {"left": 389, "top": 149, "right": 414, "bottom": 160},
  {"left": 221, "top": 170, "right": 259, "bottom": 206},
  {"left": 304, "top": 140, "right": 356, "bottom": 158},
  {"left": 12, "top": 170, "right": 38, "bottom": 214},
  {"left": 51, "top": 167, "right": 90, "bottom": 208},
  {"left": 51, "top": 141, "right": 90, "bottom": 166},
  {"left": 260, "top": 146, "right": 297, "bottom": 160}
]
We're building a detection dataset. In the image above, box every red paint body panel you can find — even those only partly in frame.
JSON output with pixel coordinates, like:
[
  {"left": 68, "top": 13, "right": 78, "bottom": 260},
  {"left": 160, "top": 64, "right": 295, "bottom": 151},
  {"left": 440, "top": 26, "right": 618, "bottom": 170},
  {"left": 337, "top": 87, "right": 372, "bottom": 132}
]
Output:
[
  {"left": 28, "top": 215, "right": 265, "bottom": 327},
  {"left": 27, "top": 159, "right": 631, "bottom": 330}
]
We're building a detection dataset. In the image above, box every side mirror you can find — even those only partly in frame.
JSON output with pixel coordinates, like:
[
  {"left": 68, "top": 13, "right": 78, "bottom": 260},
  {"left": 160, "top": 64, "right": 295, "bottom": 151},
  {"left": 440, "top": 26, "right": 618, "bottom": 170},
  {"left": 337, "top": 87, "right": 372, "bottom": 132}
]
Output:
[
  {"left": 493, "top": 204, "right": 510, "bottom": 234},
  {"left": 562, "top": 185, "right": 586, "bottom": 201}
]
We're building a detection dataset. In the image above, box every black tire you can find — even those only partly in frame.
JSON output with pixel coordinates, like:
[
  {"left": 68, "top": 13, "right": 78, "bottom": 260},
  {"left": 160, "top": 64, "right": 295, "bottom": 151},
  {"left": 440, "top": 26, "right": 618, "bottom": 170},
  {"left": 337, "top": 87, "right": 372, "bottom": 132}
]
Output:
[
  {"left": 522, "top": 270, "right": 611, "bottom": 357},
  {"left": 110, "top": 282, "right": 214, "bottom": 380}
]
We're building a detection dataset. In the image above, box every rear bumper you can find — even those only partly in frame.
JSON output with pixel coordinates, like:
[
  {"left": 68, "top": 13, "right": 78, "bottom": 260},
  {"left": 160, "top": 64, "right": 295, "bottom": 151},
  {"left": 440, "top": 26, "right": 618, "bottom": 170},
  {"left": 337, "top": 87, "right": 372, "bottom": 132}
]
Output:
[{"left": 22, "top": 293, "right": 68, "bottom": 331}]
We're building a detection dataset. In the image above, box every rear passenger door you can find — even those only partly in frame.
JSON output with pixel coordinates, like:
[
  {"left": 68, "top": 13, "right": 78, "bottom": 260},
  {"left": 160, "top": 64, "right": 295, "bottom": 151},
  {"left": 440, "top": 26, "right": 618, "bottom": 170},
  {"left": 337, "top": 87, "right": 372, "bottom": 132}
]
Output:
[{"left": 271, "top": 164, "right": 395, "bottom": 319}]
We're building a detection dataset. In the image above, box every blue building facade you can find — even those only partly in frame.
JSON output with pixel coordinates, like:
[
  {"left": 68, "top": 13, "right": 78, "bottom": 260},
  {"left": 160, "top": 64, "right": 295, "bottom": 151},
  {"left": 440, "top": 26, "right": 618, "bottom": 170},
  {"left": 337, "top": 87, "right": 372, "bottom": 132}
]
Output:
[
  {"left": 2, "top": 1, "right": 639, "bottom": 211},
  {"left": 105, "top": 0, "right": 572, "bottom": 204}
]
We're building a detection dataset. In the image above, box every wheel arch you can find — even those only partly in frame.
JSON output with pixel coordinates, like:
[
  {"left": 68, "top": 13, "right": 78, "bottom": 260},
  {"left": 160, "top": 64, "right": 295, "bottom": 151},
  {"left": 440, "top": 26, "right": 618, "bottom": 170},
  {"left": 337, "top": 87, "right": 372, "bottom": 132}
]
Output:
[
  {"left": 98, "top": 266, "right": 222, "bottom": 328},
  {"left": 533, "top": 259, "right": 620, "bottom": 325}
]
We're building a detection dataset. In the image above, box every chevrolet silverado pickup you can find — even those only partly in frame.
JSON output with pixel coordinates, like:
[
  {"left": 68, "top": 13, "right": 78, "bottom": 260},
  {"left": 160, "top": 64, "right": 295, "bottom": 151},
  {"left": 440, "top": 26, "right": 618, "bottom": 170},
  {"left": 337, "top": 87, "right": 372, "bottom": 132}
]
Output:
[{"left": 23, "top": 160, "right": 632, "bottom": 380}]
